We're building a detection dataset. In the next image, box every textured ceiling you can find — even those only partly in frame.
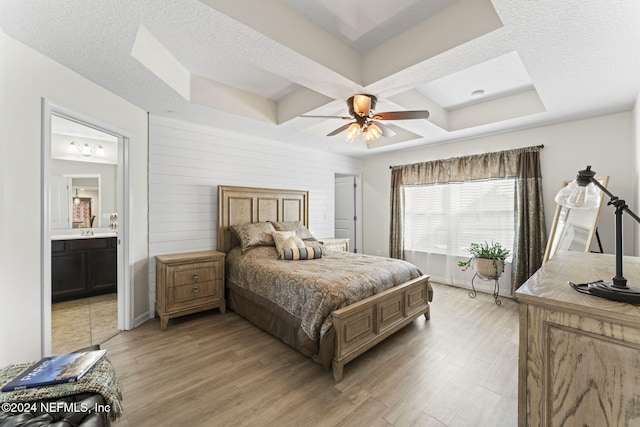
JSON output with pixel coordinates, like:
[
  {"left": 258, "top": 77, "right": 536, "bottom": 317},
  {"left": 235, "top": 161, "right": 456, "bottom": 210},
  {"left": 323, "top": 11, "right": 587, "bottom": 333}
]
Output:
[{"left": 2, "top": 0, "right": 640, "bottom": 157}]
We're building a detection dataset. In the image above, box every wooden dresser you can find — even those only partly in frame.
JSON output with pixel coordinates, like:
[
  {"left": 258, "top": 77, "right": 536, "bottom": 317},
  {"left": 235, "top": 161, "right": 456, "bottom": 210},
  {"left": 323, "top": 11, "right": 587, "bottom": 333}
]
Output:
[
  {"left": 515, "top": 251, "right": 640, "bottom": 426},
  {"left": 319, "top": 237, "right": 350, "bottom": 252},
  {"left": 155, "top": 250, "right": 225, "bottom": 330}
]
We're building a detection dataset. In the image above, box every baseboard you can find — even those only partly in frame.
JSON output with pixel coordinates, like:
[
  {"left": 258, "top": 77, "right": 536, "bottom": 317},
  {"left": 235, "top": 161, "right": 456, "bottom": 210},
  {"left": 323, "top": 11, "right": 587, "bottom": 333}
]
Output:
[{"left": 134, "top": 311, "right": 151, "bottom": 328}]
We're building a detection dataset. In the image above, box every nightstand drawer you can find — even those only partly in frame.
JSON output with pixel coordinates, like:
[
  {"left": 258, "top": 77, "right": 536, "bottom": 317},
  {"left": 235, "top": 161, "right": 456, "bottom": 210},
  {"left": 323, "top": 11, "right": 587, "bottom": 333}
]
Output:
[
  {"left": 171, "top": 263, "right": 217, "bottom": 287},
  {"left": 170, "top": 279, "right": 222, "bottom": 308}
]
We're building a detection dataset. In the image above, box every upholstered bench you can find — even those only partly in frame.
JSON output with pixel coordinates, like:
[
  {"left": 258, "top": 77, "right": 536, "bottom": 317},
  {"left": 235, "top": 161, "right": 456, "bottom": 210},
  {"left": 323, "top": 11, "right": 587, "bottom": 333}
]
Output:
[
  {"left": 0, "top": 346, "right": 122, "bottom": 427},
  {"left": 0, "top": 392, "right": 108, "bottom": 426}
]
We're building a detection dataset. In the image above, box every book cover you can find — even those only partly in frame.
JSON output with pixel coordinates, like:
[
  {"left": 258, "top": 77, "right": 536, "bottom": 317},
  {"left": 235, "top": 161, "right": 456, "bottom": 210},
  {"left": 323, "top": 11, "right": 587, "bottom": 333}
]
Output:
[{"left": 1, "top": 349, "right": 106, "bottom": 392}]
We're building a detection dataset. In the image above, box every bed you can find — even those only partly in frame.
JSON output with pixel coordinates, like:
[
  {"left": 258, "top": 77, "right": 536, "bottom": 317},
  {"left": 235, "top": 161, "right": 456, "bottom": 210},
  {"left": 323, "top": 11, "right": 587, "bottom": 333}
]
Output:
[{"left": 217, "top": 185, "right": 432, "bottom": 381}]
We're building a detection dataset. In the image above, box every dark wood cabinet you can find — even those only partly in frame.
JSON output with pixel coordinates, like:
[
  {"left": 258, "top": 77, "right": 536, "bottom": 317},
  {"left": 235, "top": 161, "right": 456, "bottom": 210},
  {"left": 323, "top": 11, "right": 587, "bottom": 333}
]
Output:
[{"left": 52, "top": 237, "right": 117, "bottom": 302}]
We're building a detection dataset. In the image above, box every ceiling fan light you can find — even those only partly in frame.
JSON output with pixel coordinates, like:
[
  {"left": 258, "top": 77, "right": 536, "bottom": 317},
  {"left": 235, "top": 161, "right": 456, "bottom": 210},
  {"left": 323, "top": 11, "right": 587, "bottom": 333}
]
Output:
[
  {"left": 367, "top": 122, "right": 382, "bottom": 140},
  {"left": 353, "top": 94, "right": 372, "bottom": 117},
  {"left": 345, "top": 123, "right": 361, "bottom": 143}
]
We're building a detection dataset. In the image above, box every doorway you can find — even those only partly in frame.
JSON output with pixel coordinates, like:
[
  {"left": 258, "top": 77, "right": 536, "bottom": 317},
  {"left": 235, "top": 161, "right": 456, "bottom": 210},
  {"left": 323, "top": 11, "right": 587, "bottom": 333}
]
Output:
[
  {"left": 334, "top": 174, "right": 359, "bottom": 253},
  {"left": 42, "top": 101, "right": 131, "bottom": 356}
]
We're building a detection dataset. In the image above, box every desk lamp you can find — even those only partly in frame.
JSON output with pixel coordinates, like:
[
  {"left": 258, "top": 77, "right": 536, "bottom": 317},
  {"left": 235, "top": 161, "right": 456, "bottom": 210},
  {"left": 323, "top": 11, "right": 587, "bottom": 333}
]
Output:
[{"left": 555, "top": 166, "right": 640, "bottom": 304}]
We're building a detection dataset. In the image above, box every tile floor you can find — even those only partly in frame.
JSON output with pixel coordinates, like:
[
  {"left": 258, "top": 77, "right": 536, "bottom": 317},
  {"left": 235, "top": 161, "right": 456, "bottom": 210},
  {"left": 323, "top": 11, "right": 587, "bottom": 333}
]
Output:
[{"left": 51, "top": 293, "right": 119, "bottom": 354}]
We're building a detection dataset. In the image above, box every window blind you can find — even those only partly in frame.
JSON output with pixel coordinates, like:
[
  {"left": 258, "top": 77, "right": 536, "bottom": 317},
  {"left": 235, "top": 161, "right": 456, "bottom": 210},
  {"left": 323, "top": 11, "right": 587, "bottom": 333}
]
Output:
[{"left": 404, "top": 179, "right": 515, "bottom": 259}]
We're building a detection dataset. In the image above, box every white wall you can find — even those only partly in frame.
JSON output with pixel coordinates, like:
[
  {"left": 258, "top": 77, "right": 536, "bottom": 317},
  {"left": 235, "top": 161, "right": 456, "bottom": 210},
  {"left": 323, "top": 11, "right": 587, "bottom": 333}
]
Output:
[
  {"left": 147, "top": 116, "right": 362, "bottom": 313},
  {"left": 362, "top": 112, "right": 636, "bottom": 264},
  {"left": 0, "top": 32, "right": 149, "bottom": 365}
]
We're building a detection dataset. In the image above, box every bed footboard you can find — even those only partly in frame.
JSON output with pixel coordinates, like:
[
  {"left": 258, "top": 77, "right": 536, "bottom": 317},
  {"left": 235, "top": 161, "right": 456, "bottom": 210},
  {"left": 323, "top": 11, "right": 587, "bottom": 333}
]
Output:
[{"left": 331, "top": 275, "right": 431, "bottom": 381}]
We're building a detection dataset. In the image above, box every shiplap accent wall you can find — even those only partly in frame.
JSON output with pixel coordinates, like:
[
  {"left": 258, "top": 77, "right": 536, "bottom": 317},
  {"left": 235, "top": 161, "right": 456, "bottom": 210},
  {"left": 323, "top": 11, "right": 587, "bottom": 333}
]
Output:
[{"left": 148, "top": 115, "right": 362, "bottom": 314}]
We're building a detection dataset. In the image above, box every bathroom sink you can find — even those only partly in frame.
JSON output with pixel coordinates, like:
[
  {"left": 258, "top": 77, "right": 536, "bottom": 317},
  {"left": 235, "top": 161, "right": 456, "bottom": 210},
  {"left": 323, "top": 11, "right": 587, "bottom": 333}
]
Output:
[{"left": 51, "top": 231, "right": 117, "bottom": 240}]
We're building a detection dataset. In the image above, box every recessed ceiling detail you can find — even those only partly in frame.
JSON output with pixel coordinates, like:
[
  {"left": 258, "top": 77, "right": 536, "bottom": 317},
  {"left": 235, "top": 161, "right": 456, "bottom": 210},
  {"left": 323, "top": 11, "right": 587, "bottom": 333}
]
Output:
[
  {"left": 417, "top": 51, "right": 537, "bottom": 110},
  {"left": 132, "top": 24, "right": 277, "bottom": 123},
  {"left": 411, "top": 51, "right": 546, "bottom": 131},
  {"left": 4, "top": 0, "right": 639, "bottom": 155}
]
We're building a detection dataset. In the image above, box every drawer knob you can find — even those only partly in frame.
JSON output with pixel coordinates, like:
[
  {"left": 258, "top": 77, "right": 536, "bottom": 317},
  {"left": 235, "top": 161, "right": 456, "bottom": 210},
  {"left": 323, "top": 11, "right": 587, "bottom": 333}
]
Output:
[
  {"left": 192, "top": 273, "right": 199, "bottom": 282},
  {"left": 193, "top": 286, "right": 199, "bottom": 293}
]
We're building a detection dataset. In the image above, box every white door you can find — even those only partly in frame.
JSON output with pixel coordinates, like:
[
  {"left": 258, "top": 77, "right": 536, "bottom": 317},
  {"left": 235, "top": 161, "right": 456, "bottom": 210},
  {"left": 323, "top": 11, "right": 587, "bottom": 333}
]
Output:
[
  {"left": 335, "top": 176, "right": 356, "bottom": 252},
  {"left": 51, "top": 176, "right": 71, "bottom": 229}
]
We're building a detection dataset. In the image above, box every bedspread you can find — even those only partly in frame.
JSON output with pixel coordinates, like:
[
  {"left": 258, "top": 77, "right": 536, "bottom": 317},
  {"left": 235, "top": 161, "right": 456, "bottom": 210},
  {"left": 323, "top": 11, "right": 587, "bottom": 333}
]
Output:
[{"left": 225, "top": 246, "right": 423, "bottom": 342}]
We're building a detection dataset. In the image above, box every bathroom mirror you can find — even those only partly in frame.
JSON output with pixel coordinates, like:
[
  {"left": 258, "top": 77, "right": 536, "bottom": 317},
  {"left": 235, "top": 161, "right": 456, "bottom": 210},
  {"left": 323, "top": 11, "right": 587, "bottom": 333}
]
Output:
[{"left": 543, "top": 176, "right": 609, "bottom": 263}]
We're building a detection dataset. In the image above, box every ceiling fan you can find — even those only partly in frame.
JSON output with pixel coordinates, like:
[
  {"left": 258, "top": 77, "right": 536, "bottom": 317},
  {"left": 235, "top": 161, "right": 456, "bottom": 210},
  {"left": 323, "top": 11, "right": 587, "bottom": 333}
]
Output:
[{"left": 302, "top": 94, "right": 429, "bottom": 143}]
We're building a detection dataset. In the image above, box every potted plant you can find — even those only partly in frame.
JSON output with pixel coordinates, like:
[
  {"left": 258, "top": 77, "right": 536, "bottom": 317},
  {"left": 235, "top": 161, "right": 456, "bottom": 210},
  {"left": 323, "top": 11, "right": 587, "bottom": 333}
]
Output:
[{"left": 458, "top": 241, "right": 510, "bottom": 278}]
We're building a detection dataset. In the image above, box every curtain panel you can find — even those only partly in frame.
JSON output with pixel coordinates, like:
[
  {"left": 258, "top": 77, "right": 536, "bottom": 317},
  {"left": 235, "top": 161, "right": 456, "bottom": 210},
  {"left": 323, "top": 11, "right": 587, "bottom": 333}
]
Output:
[
  {"left": 390, "top": 145, "right": 545, "bottom": 292},
  {"left": 512, "top": 150, "right": 547, "bottom": 292}
]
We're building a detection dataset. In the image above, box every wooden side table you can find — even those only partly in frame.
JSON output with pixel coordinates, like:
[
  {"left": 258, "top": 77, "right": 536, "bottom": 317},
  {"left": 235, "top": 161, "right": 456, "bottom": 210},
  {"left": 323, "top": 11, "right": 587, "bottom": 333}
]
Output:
[
  {"left": 155, "top": 250, "right": 225, "bottom": 330},
  {"left": 318, "top": 238, "right": 350, "bottom": 252}
]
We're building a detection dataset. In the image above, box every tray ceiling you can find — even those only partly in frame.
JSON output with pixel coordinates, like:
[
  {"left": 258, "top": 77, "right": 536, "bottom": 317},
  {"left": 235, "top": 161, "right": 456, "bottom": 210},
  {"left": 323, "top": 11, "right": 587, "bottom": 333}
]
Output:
[{"left": 1, "top": 0, "right": 639, "bottom": 156}]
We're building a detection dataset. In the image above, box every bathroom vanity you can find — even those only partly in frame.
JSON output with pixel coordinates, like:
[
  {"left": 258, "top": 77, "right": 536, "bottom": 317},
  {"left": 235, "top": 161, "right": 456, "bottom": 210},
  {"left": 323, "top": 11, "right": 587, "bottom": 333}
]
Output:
[{"left": 51, "top": 232, "right": 117, "bottom": 302}]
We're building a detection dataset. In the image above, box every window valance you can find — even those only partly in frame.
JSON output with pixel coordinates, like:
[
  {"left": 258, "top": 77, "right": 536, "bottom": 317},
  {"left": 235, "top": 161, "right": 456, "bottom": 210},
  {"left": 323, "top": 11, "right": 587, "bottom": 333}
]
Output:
[{"left": 391, "top": 145, "right": 543, "bottom": 187}]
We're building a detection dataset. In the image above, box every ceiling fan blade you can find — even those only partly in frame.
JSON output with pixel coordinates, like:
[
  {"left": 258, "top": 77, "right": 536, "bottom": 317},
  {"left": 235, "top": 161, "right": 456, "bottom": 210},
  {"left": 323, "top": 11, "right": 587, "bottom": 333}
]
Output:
[
  {"left": 371, "top": 121, "right": 395, "bottom": 137},
  {"left": 353, "top": 95, "right": 372, "bottom": 117},
  {"left": 373, "top": 110, "right": 430, "bottom": 120},
  {"left": 300, "top": 115, "right": 352, "bottom": 120},
  {"left": 326, "top": 122, "right": 353, "bottom": 136}
]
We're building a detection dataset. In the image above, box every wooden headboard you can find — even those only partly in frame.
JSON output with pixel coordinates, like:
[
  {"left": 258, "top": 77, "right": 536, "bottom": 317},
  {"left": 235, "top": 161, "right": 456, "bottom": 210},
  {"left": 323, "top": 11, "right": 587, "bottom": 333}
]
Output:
[{"left": 217, "top": 185, "right": 309, "bottom": 253}]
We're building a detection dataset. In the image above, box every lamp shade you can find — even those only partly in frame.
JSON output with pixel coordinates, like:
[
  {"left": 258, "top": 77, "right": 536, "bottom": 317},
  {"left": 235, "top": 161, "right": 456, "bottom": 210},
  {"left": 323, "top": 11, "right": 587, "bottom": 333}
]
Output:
[
  {"left": 554, "top": 180, "right": 600, "bottom": 209},
  {"left": 364, "top": 122, "right": 382, "bottom": 143},
  {"left": 345, "top": 123, "right": 361, "bottom": 143}
]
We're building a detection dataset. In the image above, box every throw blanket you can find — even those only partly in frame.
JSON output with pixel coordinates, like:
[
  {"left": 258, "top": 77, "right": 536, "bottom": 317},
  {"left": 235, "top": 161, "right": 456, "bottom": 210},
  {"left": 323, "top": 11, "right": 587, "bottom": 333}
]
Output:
[
  {"left": 226, "top": 246, "right": 423, "bottom": 342},
  {"left": 0, "top": 357, "right": 122, "bottom": 425}
]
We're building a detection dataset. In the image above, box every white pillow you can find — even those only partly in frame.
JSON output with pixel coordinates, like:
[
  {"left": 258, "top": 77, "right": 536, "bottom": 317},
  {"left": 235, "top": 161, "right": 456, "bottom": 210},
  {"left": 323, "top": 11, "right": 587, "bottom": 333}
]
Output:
[
  {"left": 272, "top": 230, "right": 295, "bottom": 259},
  {"left": 283, "top": 235, "right": 305, "bottom": 249}
]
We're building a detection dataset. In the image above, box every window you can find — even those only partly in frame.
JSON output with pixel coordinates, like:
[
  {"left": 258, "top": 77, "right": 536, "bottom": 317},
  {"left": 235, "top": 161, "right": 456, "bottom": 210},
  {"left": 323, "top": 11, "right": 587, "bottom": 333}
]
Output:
[{"left": 404, "top": 179, "right": 515, "bottom": 260}]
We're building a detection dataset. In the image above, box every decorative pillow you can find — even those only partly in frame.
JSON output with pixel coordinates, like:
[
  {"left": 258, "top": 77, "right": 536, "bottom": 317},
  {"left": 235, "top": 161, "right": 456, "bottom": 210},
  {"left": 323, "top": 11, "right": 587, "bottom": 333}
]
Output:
[
  {"left": 271, "top": 221, "right": 317, "bottom": 242},
  {"left": 283, "top": 246, "right": 322, "bottom": 260},
  {"left": 283, "top": 235, "right": 305, "bottom": 249},
  {"left": 231, "top": 222, "right": 276, "bottom": 252},
  {"left": 272, "top": 230, "right": 296, "bottom": 259}
]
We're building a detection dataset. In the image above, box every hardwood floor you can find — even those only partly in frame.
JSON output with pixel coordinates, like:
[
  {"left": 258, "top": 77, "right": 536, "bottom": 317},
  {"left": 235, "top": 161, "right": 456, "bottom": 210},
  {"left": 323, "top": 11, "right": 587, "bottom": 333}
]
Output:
[
  {"left": 52, "top": 293, "right": 119, "bottom": 354},
  {"left": 104, "top": 283, "right": 519, "bottom": 426}
]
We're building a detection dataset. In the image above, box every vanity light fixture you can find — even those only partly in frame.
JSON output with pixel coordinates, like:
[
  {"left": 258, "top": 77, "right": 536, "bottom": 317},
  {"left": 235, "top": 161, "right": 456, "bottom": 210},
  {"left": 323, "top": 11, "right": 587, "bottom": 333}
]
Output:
[
  {"left": 68, "top": 141, "right": 105, "bottom": 157},
  {"left": 557, "top": 165, "right": 640, "bottom": 304}
]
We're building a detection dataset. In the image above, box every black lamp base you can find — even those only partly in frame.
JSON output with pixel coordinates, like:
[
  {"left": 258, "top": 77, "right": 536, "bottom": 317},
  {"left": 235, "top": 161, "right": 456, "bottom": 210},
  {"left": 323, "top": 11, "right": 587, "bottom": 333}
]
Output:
[{"left": 588, "top": 282, "right": 640, "bottom": 304}]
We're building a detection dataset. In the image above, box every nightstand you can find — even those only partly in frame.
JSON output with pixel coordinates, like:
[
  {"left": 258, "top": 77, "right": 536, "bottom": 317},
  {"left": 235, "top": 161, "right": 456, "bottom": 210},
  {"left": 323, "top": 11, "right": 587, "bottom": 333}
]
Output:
[
  {"left": 318, "top": 238, "right": 350, "bottom": 252},
  {"left": 155, "top": 250, "right": 225, "bottom": 330}
]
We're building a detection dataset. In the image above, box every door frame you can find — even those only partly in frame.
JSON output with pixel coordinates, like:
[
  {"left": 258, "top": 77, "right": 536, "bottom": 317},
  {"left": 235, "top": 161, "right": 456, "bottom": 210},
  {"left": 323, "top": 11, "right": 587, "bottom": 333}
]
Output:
[{"left": 42, "top": 99, "right": 132, "bottom": 355}]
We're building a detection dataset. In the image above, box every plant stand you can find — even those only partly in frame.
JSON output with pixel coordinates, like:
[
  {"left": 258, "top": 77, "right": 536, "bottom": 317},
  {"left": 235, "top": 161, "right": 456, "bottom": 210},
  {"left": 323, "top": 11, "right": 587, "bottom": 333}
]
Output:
[{"left": 469, "top": 272, "right": 502, "bottom": 306}]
